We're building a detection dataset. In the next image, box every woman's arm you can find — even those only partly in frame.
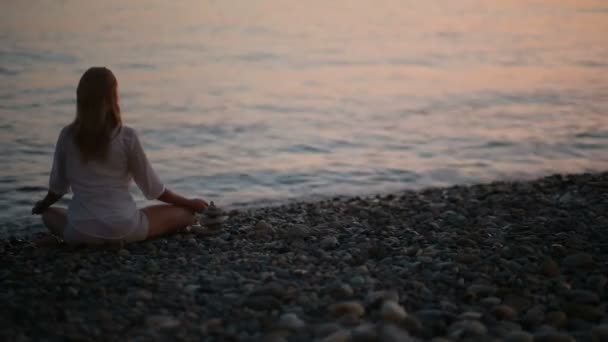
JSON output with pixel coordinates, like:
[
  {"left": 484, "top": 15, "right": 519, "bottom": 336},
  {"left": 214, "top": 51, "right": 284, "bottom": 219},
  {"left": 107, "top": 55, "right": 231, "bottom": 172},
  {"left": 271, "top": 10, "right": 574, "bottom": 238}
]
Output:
[
  {"left": 32, "top": 191, "right": 64, "bottom": 214},
  {"left": 127, "top": 128, "right": 208, "bottom": 212},
  {"left": 157, "top": 189, "right": 208, "bottom": 213}
]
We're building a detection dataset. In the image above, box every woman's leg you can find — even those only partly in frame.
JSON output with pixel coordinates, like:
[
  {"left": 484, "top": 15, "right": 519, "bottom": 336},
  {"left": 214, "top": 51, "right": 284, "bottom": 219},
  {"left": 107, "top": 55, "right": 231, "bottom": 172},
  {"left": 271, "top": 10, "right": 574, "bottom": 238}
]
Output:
[
  {"left": 42, "top": 207, "right": 67, "bottom": 237},
  {"left": 141, "top": 204, "right": 195, "bottom": 239}
]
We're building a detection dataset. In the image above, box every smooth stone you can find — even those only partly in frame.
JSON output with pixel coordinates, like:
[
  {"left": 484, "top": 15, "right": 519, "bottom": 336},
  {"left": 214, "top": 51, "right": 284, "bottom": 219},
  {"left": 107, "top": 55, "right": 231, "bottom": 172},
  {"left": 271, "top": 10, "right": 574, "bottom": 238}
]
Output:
[
  {"left": 459, "top": 311, "right": 483, "bottom": 320},
  {"left": 545, "top": 311, "right": 568, "bottom": 328},
  {"left": 314, "top": 323, "right": 343, "bottom": 338},
  {"left": 381, "top": 301, "right": 407, "bottom": 322},
  {"left": 466, "top": 284, "right": 497, "bottom": 297},
  {"left": 523, "top": 305, "right": 546, "bottom": 327},
  {"left": 320, "top": 329, "right": 351, "bottom": 342},
  {"left": 352, "top": 323, "right": 377, "bottom": 341},
  {"left": 455, "top": 253, "right": 480, "bottom": 264},
  {"left": 401, "top": 315, "right": 423, "bottom": 336},
  {"left": 587, "top": 275, "right": 608, "bottom": 295},
  {"left": 503, "top": 293, "right": 533, "bottom": 312},
  {"left": 533, "top": 331, "right": 575, "bottom": 342},
  {"left": 262, "top": 332, "right": 288, "bottom": 342},
  {"left": 365, "top": 290, "right": 399, "bottom": 307},
  {"left": 492, "top": 305, "right": 517, "bottom": 320},
  {"left": 448, "top": 320, "right": 487, "bottom": 338},
  {"left": 564, "top": 289, "right": 600, "bottom": 305},
  {"left": 505, "top": 331, "right": 533, "bottom": 342},
  {"left": 277, "top": 313, "right": 306, "bottom": 331},
  {"left": 146, "top": 315, "right": 181, "bottom": 329},
  {"left": 540, "top": 259, "right": 560, "bottom": 277},
  {"left": 379, "top": 324, "right": 414, "bottom": 342},
  {"left": 565, "top": 304, "right": 604, "bottom": 322},
  {"left": 250, "top": 282, "right": 285, "bottom": 298},
  {"left": 592, "top": 324, "right": 608, "bottom": 342},
  {"left": 255, "top": 220, "right": 272, "bottom": 231},
  {"left": 350, "top": 275, "right": 366, "bottom": 286},
  {"left": 330, "top": 301, "right": 365, "bottom": 317},
  {"left": 481, "top": 297, "right": 502, "bottom": 306},
  {"left": 243, "top": 295, "right": 281, "bottom": 311},
  {"left": 328, "top": 283, "right": 354, "bottom": 299},
  {"left": 562, "top": 253, "right": 594, "bottom": 270},
  {"left": 321, "top": 236, "right": 339, "bottom": 250},
  {"left": 202, "top": 318, "right": 223, "bottom": 333},
  {"left": 286, "top": 224, "right": 311, "bottom": 238}
]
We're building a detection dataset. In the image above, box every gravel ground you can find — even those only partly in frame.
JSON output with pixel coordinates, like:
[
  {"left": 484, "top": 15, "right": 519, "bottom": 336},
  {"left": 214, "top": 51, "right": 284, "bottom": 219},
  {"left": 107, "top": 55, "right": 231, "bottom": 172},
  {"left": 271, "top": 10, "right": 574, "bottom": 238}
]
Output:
[{"left": 1, "top": 172, "right": 607, "bottom": 342}]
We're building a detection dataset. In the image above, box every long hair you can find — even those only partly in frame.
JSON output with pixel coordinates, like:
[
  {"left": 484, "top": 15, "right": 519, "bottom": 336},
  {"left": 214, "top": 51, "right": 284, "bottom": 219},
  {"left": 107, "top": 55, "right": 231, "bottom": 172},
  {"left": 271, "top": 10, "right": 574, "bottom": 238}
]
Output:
[{"left": 72, "top": 67, "right": 122, "bottom": 162}]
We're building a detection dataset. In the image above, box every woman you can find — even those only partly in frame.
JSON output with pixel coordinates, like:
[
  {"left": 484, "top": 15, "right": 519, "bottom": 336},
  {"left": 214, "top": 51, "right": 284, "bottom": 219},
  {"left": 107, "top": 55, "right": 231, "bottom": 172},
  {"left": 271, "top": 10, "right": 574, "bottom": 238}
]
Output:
[{"left": 32, "top": 67, "right": 208, "bottom": 245}]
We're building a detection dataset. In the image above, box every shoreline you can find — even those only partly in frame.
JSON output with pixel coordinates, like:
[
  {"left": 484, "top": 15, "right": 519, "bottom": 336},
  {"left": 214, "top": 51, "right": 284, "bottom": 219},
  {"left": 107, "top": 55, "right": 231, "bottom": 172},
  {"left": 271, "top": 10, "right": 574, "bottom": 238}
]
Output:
[{"left": 1, "top": 172, "right": 607, "bottom": 341}]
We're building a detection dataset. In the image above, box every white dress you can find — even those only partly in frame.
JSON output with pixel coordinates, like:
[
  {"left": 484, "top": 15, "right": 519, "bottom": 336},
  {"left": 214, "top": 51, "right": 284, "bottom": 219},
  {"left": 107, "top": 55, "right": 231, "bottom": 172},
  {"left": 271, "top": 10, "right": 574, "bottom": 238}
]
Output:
[{"left": 49, "top": 125, "right": 165, "bottom": 242}]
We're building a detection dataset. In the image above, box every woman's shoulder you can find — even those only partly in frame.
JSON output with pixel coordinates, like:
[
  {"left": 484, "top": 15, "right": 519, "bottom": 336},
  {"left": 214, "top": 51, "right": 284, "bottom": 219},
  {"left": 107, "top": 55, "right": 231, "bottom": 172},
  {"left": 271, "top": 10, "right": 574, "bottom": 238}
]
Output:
[
  {"left": 118, "top": 125, "right": 141, "bottom": 146},
  {"left": 58, "top": 124, "right": 73, "bottom": 140}
]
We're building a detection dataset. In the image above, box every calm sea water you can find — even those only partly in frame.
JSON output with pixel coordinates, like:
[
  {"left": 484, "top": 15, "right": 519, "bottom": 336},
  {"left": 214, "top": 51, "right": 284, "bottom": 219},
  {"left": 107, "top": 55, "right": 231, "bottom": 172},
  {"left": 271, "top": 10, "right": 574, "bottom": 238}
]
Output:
[{"left": 1, "top": 0, "right": 607, "bottom": 236}]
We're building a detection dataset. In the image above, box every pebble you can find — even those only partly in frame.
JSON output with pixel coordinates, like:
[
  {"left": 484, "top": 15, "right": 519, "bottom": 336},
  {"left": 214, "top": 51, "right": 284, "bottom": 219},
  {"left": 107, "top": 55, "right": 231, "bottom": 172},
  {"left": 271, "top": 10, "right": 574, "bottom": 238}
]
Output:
[
  {"left": 592, "top": 324, "right": 608, "bottom": 342},
  {"left": 545, "top": 311, "right": 567, "bottom": 328},
  {"left": 565, "top": 303, "right": 603, "bottom": 322},
  {"left": 351, "top": 323, "right": 377, "bottom": 341},
  {"left": 459, "top": 311, "right": 483, "bottom": 320},
  {"left": 202, "top": 318, "right": 223, "bottom": 333},
  {"left": 379, "top": 324, "right": 413, "bottom": 342},
  {"left": 561, "top": 253, "right": 594, "bottom": 270},
  {"left": 533, "top": 331, "right": 575, "bottom": 342},
  {"left": 321, "top": 236, "right": 339, "bottom": 250},
  {"left": 277, "top": 313, "right": 306, "bottom": 331},
  {"left": 328, "top": 283, "right": 354, "bottom": 299},
  {"left": 480, "top": 297, "right": 502, "bottom": 306},
  {"left": 380, "top": 301, "right": 407, "bottom": 322},
  {"left": 314, "top": 323, "right": 343, "bottom": 338},
  {"left": 466, "top": 284, "right": 497, "bottom": 297},
  {"left": 448, "top": 320, "right": 488, "bottom": 338},
  {"left": 255, "top": 220, "right": 272, "bottom": 232},
  {"left": 329, "top": 301, "right": 366, "bottom": 317},
  {"left": 540, "top": 259, "right": 560, "bottom": 277},
  {"left": 505, "top": 331, "right": 533, "bottom": 342},
  {"left": 522, "top": 304, "right": 545, "bottom": 327},
  {"left": 492, "top": 304, "right": 517, "bottom": 320},
  {"left": 320, "top": 329, "right": 351, "bottom": 342},
  {"left": 146, "top": 315, "right": 180, "bottom": 329}
]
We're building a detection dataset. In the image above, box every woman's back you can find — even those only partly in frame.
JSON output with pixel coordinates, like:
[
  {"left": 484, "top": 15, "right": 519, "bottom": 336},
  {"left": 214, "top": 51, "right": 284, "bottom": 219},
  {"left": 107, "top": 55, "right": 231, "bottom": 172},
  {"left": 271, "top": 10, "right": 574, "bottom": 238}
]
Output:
[{"left": 53, "top": 125, "right": 164, "bottom": 239}]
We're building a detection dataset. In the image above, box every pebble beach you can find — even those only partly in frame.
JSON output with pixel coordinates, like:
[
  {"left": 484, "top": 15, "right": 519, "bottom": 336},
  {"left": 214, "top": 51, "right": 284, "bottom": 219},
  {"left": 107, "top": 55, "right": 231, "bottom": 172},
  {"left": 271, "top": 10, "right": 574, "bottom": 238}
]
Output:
[{"left": 1, "top": 172, "right": 607, "bottom": 341}]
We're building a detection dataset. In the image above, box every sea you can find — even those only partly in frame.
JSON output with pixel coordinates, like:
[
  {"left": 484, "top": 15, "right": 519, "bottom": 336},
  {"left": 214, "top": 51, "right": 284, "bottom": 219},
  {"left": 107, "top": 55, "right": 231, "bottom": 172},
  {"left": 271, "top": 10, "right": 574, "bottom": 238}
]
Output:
[{"left": 1, "top": 0, "right": 607, "bottom": 236}]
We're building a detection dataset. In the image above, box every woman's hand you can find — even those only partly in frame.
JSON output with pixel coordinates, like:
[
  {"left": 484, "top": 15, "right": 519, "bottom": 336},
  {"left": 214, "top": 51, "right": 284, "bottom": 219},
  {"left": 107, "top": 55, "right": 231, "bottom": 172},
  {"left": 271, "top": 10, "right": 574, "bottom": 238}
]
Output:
[
  {"left": 32, "top": 200, "right": 48, "bottom": 215},
  {"left": 32, "top": 191, "right": 63, "bottom": 215},
  {"left": 188, "top": 198, "right": 209, "bottom": 213}
]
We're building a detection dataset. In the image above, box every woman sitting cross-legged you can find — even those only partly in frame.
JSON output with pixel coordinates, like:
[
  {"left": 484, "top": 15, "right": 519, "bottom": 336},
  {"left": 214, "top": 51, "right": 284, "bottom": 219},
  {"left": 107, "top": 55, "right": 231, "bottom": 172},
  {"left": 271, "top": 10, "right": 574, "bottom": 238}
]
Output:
[{"left": 32, "top": 66, "right": 208, "bottom": 245}]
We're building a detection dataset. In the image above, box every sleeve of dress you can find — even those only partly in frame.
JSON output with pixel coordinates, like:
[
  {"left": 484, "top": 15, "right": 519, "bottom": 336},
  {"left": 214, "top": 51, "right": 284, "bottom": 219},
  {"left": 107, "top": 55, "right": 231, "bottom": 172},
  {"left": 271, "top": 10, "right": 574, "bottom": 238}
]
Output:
[
  {"left": 49, "top": 127, "right": 70, "bottom": 195},
  {"left": 127, "top": 129, "right": 165, "bottom": 200}
]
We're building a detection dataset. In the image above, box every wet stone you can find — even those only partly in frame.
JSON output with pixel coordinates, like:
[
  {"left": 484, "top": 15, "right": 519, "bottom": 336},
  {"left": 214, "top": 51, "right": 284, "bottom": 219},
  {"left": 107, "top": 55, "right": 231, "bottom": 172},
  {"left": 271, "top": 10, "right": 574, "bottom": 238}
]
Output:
[
  {"left": 448, "top": 320, "right": 488, "bottom": 338},
  {"left": 380, "top": 301, "right": 407, "bottom": 323},
  {"left": 505, "top": 331, "right": 533, "bottom": 342},
  {"left": 533, "top": 331, "right": 575, "bottom": 342},
  {"left": 277, "top": 313, "right": 306, "bottom": 331},
  {"left": 320, "top": 329, "right": 351, "bottom": 342},
  {"left": 545, "top": 311, "right": 568, "bottom": 328},
  {"left": 492, "top": 305, "right": 517, "bottom": 320},
  {"left": 329, "top": 301, "right": 365, "bottom": 317},
  {"left": 592, "top": 324, "right": 608, "bottom": 342},
  {"left": 562, "top": 253, "right": 594, "bottom": 270},
  {"left": 540, "top": 259, "right": 560, "bottom": 277}
]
